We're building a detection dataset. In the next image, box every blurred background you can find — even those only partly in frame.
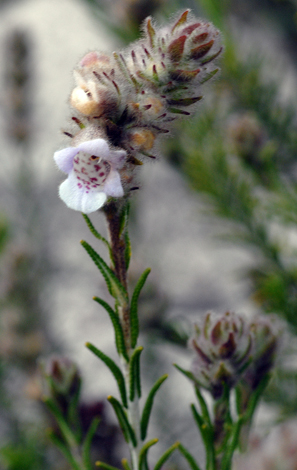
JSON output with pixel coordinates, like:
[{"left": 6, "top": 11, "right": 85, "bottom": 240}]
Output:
[{"left": 0, "top": 0, "right": 297, "bottom": 468}]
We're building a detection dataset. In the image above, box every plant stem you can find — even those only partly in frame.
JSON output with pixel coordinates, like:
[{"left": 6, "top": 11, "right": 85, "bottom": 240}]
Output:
[
  {"left": 103, "top": 201, "right": 131, "bottom": 350},
  {"left": 103, "top": 200, "right": 142, "bottom": 470}
]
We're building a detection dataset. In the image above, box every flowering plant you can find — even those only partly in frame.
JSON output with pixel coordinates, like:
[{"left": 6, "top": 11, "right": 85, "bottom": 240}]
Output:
[{"left": 44, "top": 10, "right": 282, "bottom": 470}]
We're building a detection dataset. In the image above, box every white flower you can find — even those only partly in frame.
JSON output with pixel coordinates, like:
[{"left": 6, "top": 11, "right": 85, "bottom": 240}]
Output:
[{"left": 54, "top": 138, "right": 126, "bottom": 214}]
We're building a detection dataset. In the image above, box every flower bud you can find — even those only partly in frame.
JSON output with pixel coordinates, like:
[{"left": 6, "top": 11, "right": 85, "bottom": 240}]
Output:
[
  {"left": 128, "top": 128, "right": 156, "bottom": 151},
  {"left": 190, "top": 311, "right": 252, "bottom": 398},
  {"left": 43, "top": 356, "right": 81, "bottom": 403},
  {"left": 242, "top": 316, "right": 281, "bottom": 391}
]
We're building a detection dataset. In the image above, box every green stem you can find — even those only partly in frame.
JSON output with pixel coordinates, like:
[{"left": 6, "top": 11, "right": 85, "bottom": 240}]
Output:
[{"left": 103, "top": 200, "right": 143, "bottom": 470}]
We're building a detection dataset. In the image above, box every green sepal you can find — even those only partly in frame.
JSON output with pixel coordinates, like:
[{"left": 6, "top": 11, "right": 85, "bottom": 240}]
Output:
[
  {"left": 139, "top": 438, "right": 159, "bottom": 470},
  {"left": 190, "top": 40, "right": 214, "bottom": 60},
  {"left": 140, "top": 374, "right": 168, "bottom": 440},
  {"left": 113, "top": 52, "right": 141, "bottom": 90},
  {"left": 86, "top": 343, "right": 127, "bottom": 408},
  {"left": 107, "top": 396, "right": 137, "bottom": 447},
  {"left": 167, "top": 96, "right": 202, "bottom": 107},
  {"left": 199, "top": 68, "right": 219, "bottom": 84},
  {"left": 171, "top": 10, "right": 189, "bottom": 33},
  {"left": 168, "top": 107, "right": 191, "bottom": 115},
  {"left": 200, "top": 47, "right": 223, "bottom": 65},
  {"left": 168, "top": 35, "right": 187, "bottom": 62},
  {"left": 121, "top": 459, "right": 132, "bottom": 470},
  {"left": 82, "top": 417, "right": 100, "bottom": 470},
  {"left": 146, "top": 18, "right": 156, "bottom": 49},
  {"left": 81, "top": 240, "right": 128, "bottom": 305},
  {"left": 96, "top": 462, "right": 121, "bottom": 470},
  {"left": 178, "top": 444, "right": 202, "bottom": 470},
  {"left": 47, "top": 430, "right": 81, "bottom": 470},
  {"left": 93, "top": 297, "right": 128, "bottom": 361},
  {"left": 129, "top": 346, "right": 143, "bottom": 401},
  {"left": 130, "top": 268, "right": 151, "bottom": 348},
  {"left": 82, "top": 214, "right": 113, "bottom": 261},
  {"left": 153, "top": 442, "right": 179, "bottom": 470}
]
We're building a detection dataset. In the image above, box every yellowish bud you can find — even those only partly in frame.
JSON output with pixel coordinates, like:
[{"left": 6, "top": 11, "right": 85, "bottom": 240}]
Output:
[
  {"left": 70, "top": 86, "right": 104, "bottom": 116},
  {"left": 130, "top": 129, "right": 155, "bottom": 151}
]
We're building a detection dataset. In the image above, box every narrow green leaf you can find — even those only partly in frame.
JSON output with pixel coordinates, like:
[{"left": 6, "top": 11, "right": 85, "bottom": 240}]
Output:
[
  {"left": 93, "top": 297, "right": 128, "bottom": 361},
  {"left": 108, "top": 396, "right": 137, "bottom": 447},
  {"left": 43, "top": 397, "right": 78, "bottom": 448},
  {"left": 244, "top": 374, "right": 271, "bottom": 421},
  {"left": 82, "top": 417, "right": 100, "bottom": 470},
  {"left": 221, "top": 417, "right": 244, "bottom": 470},
  {"left": 81, "top": 240, "right": 128, "bottom": 305},
  {"left": 140, "top": 374, "right": 168, "bottom": 440},
  {"left": 124, "top": 230, "right": 131, "bottom": 270},
  {"left": 119, "top": 201, "right": 130, "bottom": 237},
  {"left": 47, "top": 430, "right": 81, "bottom": 470},
  {"left": 86, "top": 343, "right": 127, "bottom": 408},
  {"left": 173, "top": 363, "right": 196, "bottom": 381},
  {"left": 129, "top": 346, "right": 143, "bottom": 401},
  {"left": 139, "top": 439, "right": 158, "bottom": 470},
  {"left": 96, "top": 462, "right": 121, "bottom": 470},
  {"left": 82, "top": 214, "right": 112, "bottom": 255},
  {"left": 190, "top": 404, "right": 205, "bottom": 434},
  {"left": 67, "top": 379, "right": 82, "bottom": 442},
  {"left": 178, "top": 444, "right": 202, "bottom": 470},
  {"left": 194, "top": 386, "right": 212, "bottom": 429},
  {"left": 153, "top": 442, "right": 179, "bottom": 470},
  {"left": 121, "top": 458, "right": 132, "bottom": 470},
  {"left": 191, "top": 404, "right": 215, "bottom": 470},
  {"left": 130, "top": 268, "right": 151, "bottom": 348}
]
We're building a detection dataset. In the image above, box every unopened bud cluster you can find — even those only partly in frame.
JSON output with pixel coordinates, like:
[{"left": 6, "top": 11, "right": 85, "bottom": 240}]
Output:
[
  {"left": 54, "top": 10, "right": 222, "bottom": 213},
  {"left": 42, "top": 356, "right": 81, "bottom": 412},
  {"left": 189, "top": 311, "right": 280, "bottom": 398}
]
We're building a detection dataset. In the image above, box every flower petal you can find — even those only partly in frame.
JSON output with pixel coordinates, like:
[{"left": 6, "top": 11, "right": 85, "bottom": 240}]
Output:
[
  {"left": 108, "top": 149, "right": 127, "bottom": 168},
  {"left": 59, "top": 172, "right": 107, "bottom": 214},
  {"left": 78, "top": 139, "right": 110, "bottom": 158},
  {"left": 104, "top": 168, "right": 124, "bottom": 197},
  {"left": 54, "top": 147, "right": 78, "bottom": 173}
]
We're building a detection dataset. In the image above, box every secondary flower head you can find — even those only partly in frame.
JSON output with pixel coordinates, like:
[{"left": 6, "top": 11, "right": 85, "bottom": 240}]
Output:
[
  {"left": 190, "top": 311, "right": 252, "bottom": 398},
  {"left": 54, "top": 137, "right": 126, "bottom": 214}
]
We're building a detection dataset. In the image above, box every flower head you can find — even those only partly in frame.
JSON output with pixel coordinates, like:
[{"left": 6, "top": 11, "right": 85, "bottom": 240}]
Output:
[
  {"left": 190, "top": 311, "right": 252, "bottom": 398},
  {"left": 54, "top": 137, "right": 126, "bottom": 213}
]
